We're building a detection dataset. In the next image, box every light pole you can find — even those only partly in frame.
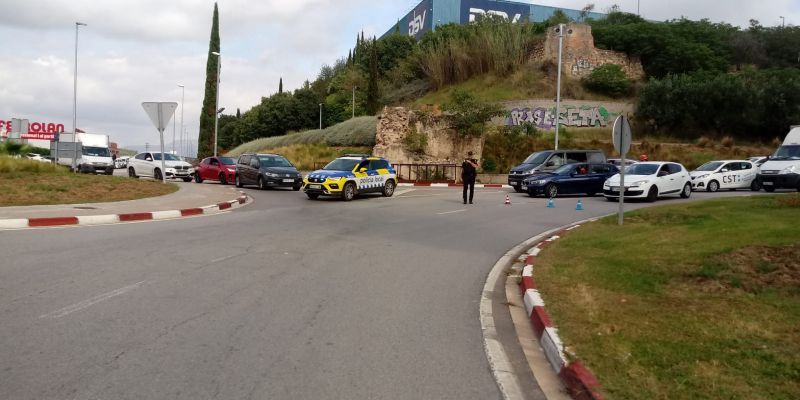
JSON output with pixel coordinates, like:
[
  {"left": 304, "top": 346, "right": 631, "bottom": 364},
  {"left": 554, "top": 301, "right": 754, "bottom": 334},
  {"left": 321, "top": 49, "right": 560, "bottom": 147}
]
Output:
[
  {"left": 72, "top": 21, "right": 87, "bottom": 170},
  {"left": 319, "top": 103, "right": 323, "bottom": 130},
  {"left": 352, "top": 86, "right": 357, "bottom": 119},
  {"left": 554, "top": 23, "right": 565, "bottom": 150},
  {"left": 780, "top": 16, "right": 785, "bottom": 27},
  {"left": 178, "top": 84, "right": 185, "bottom": 157},
  {"left": 211, "top": 52, "right": 221, "bottom": 157}
]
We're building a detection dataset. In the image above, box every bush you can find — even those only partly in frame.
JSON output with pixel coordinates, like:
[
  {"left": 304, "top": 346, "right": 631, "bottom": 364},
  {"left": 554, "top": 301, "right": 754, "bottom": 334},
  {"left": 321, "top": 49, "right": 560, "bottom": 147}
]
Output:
[
  {"left": 583, "top": 64, "right": 631, "bottom": 97},
  {"left": 402, "top": 127, "right": 427, "bottom": 154}
]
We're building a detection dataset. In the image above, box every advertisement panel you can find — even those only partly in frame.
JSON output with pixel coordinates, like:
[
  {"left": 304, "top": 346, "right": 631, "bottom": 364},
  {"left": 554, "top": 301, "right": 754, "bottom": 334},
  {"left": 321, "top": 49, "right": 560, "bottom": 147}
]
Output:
[
  {"left": 404, "top": 0, "right": 431, "bottom": 40},
  {"left": 460, "top": 0, "right": 530, "bottom": 24},
  {"left": 0, "top": 119, "right": 64, "bottom": 141}
]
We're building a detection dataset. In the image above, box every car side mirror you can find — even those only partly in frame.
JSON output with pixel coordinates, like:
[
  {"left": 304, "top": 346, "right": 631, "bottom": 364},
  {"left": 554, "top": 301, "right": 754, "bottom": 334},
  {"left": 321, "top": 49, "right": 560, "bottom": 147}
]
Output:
[
  {"left": 720, "top": 168, "right": 729, "bottom": 173},
  {"left": 359, "top": 168, "right": 367, "bottom": 173},
  {"left": 145, "top": 157, "right": 152, "bottom": 161},
  {"left": 658, "top": 171, "right": 668, "bottom": 177},
  {"left": 545, "top": 161, "right": 554, "bottom": 167}
]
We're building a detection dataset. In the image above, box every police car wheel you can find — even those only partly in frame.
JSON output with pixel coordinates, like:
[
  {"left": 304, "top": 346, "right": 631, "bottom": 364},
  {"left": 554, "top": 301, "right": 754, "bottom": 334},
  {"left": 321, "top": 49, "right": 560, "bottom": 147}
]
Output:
[
  {"left": 343, "top": 182, "right": 356, "bottom": 201},
  {"left": 707, "top": 180, "right": 719, "bottom": 192},
  {"left": 306, "top": 193, "right": 319, "bottom": 200},
  {"left": 382, "top": 180, "right": 395, "bottom": 197}
]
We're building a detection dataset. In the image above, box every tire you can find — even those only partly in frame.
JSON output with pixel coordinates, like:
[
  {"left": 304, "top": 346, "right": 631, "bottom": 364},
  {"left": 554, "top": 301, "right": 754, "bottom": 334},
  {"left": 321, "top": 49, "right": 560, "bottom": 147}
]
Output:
[
  {"left": 342, "top": 182, "right": 356, "bottom": 201},
  {"left": 154, "top": 169, "right": 163, "bottom": 181},
  {"left": 545, "top": 183, "right": 558, "bottom": 198},
  {"left": 680, "top": 183, "right": 692, "bottom": 199},
  {"left": 128, "top": 167, "right": 138, "bottom": 179},
  {"left": 306, "top": 193, "right": 319, "bottom": 200},
  {"left": 218, "top": 172, "right": 227, "bottom": 185},
  {"left": 195, "top": 173, "right": 203, "bottom": 183},
  {"left": 764, "top": 186, "right": 776, "bottom": 193},
  {"left": 105, "top": 169, "right": 114, "bottom": 176},
  {"left": 707, "top": 180, "right": 719, "bottom": 192},
  {"left": 382, "top": 179, "right": 396, "bottom": 197},
  {"left": 646, "top": 186, "right": 658, "bottom": 202},
  {"left": 182, "top": 177, "right": 192, "bottom": 182},
  {"left": 258, "top": 176, "right": 267, "bottom": 190},
  {"left": 235, "top": 174, "right": 243, "bottom": 188},
  {"left": 750, "top": 180, "right": 761, "bottom": 191},
  {"left": 513, "top": 186, "right": 524, "bottom": 193}
]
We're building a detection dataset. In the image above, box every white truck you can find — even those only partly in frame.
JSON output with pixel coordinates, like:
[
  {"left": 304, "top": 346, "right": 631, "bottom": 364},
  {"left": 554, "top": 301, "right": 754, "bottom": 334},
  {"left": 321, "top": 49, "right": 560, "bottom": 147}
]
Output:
[
  {"left": 55, "top": 133, "right": 114, "bottom": 175},
  {"left": 757, "top": 126, "right": 800, "bottom": 192}
]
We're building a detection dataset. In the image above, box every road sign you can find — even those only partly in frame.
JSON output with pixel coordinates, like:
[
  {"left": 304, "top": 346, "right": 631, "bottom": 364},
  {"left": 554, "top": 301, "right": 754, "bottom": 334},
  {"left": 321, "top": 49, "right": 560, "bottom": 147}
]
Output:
[
  {"left": 141, "top": 102, "right": 178, "bottom": 184},
  {"left": 612, "top": 115, "right": 632, "bottom": 155}
]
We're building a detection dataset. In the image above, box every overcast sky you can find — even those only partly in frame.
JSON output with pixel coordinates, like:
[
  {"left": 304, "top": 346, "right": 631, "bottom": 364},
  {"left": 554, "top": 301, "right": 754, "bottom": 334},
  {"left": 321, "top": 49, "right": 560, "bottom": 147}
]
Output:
[{"left": 1, "top": 0, "right": 797, "bottom": 152}]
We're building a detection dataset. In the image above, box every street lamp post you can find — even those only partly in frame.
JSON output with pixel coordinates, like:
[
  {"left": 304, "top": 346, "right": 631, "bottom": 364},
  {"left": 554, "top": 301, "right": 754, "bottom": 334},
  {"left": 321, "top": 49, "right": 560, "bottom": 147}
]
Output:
[
  {"left": 780, "top": 16, "right": 785, "bottom": 27},
  {"left": 178, "top": 84, "right": 185, "bottom": 157},
  {"left": 72, "top": 21, "right": 87, "bottom": 171},
  {"left": 319, "top": 103, "right": 323, "bottom": 130},
  {"left": 211, "top": 52, "right": 221, "bottom": 157},
  {"left": 554, "top": 23, "right": 565, "bottom": 150}
]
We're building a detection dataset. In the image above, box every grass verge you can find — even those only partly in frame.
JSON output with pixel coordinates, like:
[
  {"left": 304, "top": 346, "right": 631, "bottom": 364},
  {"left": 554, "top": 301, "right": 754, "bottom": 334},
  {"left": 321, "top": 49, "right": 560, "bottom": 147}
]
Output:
[
  {"left": 534, "top": 195, "right": 800, "bottom": 400},
  {"left": 0, "top": 157, "right": 177, "bottom": 206}
]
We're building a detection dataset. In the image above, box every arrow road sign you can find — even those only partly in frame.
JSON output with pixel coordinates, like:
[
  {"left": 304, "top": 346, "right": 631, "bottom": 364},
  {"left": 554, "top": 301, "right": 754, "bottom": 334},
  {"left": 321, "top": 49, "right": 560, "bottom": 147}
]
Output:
[{"left": 142, "top": 102, "right": 178, "bottom": 184}]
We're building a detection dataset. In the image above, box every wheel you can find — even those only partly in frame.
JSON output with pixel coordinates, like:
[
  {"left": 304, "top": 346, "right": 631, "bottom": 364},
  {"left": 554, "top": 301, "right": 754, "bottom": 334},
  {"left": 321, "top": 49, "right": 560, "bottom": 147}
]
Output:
[
  {"left": 128, "top": 167, "right": 138, "bottom": 178},
  {"left": 154, "top": 169, "right": 163, "bottom": 181},
  {"left": 182, "top": 177, "right": 192, "bottom": 182},
  {"left": 680, "top": 183, "right": 692, "bottom": 198},
  {"left": 764, "top": 186, "right": 776, "bottom": 193},
  {"left": 218, "top": 172, "right": 227, "bottom": 185},
  {"left": 513, "top": 186, "right": 524, "bottom": 193},
  {"left": 646, "top": 186, "right": 658, "bottom": 202},
  {"left": 342, "top": 182, "right": 356, "bottom": 201},
  {"left": 105, "top": 169, "right": 113, "bottom": 176},
  {"left": 235, "top": 174, "right": 243, "bottom": 188},
  {"left": 306, "top": 193, "right": 319, "bottom": 200},
  {"left": 195, "top": 173, "right": 203, "bottom": 183},
  {"left": 382, "top": 179, "right": 396, "bottom": 197},
  {"left": 293, "top": 185, "right": 301, "bottom": 191},
  {"left": 750, "top": 180, "right": 761, "bottom": 191},
  {"left": 258, "top": 176, "right": 267, "bottom": 190},
  {"left": 707, "top": 180, "right": 719, "bottom": 192},
  {"left": 545, "top": 183, "right": 558, "bottom": 198}
]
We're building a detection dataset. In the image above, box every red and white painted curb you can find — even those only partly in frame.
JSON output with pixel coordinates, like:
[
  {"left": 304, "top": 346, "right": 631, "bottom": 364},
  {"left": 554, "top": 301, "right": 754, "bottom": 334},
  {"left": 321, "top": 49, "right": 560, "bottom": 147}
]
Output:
[
  {"left": 520, "top": 224, "right": 604, "bottom": 400},
  {"left": 398, "top": 182, "right": 510, "bottom": 188},
  {"left": 0, "top": 191, "right": 250, "bottom": 230}
]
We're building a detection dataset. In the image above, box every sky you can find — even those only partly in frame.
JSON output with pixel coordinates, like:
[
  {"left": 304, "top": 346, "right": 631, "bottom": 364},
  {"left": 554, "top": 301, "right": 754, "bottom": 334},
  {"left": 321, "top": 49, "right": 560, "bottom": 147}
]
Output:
[{"left": 1, "top": 0, "right": 797, "bottom": 154}]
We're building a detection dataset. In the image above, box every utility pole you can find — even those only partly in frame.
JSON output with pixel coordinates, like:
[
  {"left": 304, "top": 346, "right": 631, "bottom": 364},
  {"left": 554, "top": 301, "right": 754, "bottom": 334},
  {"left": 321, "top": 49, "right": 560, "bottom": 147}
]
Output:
[{"left": 554, "top": 23, "right": 565, "bottom": 150}]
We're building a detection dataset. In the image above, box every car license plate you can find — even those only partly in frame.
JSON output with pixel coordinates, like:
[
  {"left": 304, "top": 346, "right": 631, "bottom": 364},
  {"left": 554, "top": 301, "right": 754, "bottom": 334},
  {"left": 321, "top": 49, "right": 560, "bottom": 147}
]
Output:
[
  {"left": 762, "top": 181, "right": 773, "bottom": 185},
  {"left": 612, "top": 186, "right": 621, "bottom": 192},
  {"left": 509, "top": 180, "right": 518, "bottom": 185},
  {"left": 282, "top": 178, "right": 294, "bottom": 183},
  {"left": 308, "top": 184, "right": 321, "bottom": 189}
]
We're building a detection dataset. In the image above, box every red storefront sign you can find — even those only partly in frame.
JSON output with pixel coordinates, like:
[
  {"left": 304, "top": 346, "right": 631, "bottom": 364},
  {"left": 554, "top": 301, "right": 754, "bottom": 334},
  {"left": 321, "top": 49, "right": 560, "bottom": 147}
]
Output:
[{"left": 0, "top": 119, "right": 65, "bottom": 141}]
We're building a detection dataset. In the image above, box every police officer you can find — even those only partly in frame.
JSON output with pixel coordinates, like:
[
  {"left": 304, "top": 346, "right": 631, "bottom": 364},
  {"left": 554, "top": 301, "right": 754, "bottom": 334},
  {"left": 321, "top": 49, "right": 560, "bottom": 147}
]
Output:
[{"left": 462, "top": 151, "right": 478, "bottom": 204}]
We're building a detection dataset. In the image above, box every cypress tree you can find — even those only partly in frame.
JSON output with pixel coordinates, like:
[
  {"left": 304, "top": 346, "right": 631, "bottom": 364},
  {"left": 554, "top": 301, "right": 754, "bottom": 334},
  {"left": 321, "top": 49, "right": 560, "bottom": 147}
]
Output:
[
  {"left": 236, "top": 108, "right": 241, "bottom": 119},
  {"left": 279, "top": 77, "right": 283, "bottom": 94},
  {"left": 366, "top": 37, "right": 379, "bottom": 114},
  {"left": 347, "top": 49, "right": 352, "bottom": 65},
  {"left": 198, "top": 2, "right": 220, "bottom": 159}
]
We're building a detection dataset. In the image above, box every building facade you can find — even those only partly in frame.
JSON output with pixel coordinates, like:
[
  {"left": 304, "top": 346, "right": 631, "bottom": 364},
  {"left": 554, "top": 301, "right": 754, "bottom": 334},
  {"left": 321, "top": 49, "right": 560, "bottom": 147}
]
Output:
[{"left": 384, "top": 0, "right": 605, "bottom": 39}]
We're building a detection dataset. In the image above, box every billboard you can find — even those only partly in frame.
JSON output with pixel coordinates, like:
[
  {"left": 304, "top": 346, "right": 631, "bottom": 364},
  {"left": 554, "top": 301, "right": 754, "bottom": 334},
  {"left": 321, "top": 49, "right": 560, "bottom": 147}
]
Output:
[
  {"left": 460, "top": 0, "right": 530, "bottom": 24},
  {"left": 405, "top": 0, "right": 432, "bottom": 39},
  {"left": 0, "top": 119, "right": 64, "bottom": 141}
]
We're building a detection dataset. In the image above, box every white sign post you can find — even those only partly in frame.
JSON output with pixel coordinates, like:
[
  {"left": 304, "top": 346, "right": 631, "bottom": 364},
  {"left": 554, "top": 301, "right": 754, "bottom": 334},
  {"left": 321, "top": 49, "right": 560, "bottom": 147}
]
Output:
[
  {"left": 612, "top": 115, "right": 632, "bottom": 226},
  {"left": 142, "top": 102, "right": 178, "bottom": 183}
]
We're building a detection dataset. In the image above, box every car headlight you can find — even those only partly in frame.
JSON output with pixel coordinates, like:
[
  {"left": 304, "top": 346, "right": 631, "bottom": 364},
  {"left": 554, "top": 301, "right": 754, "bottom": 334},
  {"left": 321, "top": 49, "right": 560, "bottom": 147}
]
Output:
[
  {"left": 696, "top": 174, "right": 709, "bottom": 180},
  {"left": 779, "top": 165, "right": 798, "bottom": 174},
  {"left": 534, "top": 179, "right": 547, "bottom": 185},
  {"left": 166, "top": 168, "right": 176, "bottom": 172},
  {"left": 263, "top": 172, "right": 279, "bottom": 177},
  {"left": 632, "top": 180, "right": 648, "bottom": 187},
  {"left": 327, "top": 177, "right": 343, "bottom": 182}
]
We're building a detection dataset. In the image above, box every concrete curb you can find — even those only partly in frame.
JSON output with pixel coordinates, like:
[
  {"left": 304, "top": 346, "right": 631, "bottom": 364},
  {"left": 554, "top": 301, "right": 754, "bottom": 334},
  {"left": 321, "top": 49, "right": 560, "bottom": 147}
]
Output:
[
  {"left": 398, "top": 182, "right": 510, "bottom": 188},
  {"left": 519, "top": 225, "right": 604, "bottom": 400},
  {"left": 0, "top": 191, "right": 250, "bottom": 230}
]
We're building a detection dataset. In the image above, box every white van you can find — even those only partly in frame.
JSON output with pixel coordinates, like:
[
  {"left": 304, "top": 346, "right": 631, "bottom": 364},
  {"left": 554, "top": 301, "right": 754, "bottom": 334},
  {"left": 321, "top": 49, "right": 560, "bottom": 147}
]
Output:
[
  {"left": 757, "top": 126, "right": 800, "bottom": 192},
  {"left": 55, "top": 133, "right": 114, "bottom": 174}
]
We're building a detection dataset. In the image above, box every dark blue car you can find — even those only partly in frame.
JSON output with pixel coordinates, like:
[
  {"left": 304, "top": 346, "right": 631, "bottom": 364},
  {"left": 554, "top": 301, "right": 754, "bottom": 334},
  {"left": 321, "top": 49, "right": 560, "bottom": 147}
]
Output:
[{"left": 524, "top": 163, "right": 619, "bottom": 198}]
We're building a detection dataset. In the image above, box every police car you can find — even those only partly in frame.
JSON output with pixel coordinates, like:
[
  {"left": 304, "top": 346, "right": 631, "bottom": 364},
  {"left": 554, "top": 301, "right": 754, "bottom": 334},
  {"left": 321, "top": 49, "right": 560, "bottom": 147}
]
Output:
[
  {"left": 690, "top": 160, "right": 758, "bottom": 192},
  {"left": 303, "top": 155, "right": 397, "bottom": 201}
]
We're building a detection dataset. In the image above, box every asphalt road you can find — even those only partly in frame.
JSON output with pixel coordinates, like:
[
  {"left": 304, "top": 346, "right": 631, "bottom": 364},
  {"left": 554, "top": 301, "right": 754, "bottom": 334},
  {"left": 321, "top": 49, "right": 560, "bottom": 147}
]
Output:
[{"left": 0, "top": 185, "right": 770, "bottom": 399}]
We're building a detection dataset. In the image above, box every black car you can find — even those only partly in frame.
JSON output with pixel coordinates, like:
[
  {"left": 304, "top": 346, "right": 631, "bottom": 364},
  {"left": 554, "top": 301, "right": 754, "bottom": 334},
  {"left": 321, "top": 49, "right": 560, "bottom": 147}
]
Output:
[
  {"left": 524, "top": 162, "right": 619, "bottom": 198},
  {"left": 508, "top": 149, "right": 606, "bottom": 192},
  {"left": 235, "top": 153, "right": 303, "bottom": 190}
]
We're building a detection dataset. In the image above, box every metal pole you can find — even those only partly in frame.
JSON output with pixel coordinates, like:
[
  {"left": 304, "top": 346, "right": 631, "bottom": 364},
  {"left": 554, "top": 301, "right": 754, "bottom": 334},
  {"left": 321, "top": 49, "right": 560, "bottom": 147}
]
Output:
[
  {"left": 554, "top": 23, "right": 564, "bottom": 151},
  {"left": 171, "top": 102, "right": 176, "bottom": 154},
  {"left": 780, "top": 16, "right": 785, "bottom": 27},
  {"left": 72, "top": 22, "right": 86, "bottom": 171},
  {"left": 319, "top": 103, "right": 322, "bottom": 130},
  {"left": 212, "top": 52, "right": 220, "bottom": 157},
  {"left": 178, "top": 85, "right": 184, "bottom": 157},
  {"left": 618, "top": 151, "right": 626, "bottom": 225},
  {"left": 637, "top": 0, "right": 640, "bottom": 16}
]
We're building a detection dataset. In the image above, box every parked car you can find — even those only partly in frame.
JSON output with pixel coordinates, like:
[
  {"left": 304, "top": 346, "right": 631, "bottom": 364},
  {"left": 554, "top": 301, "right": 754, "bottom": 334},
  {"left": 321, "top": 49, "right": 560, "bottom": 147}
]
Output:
[
  {"left": 603, "top": 161, "right": 692, "bottom": 202},
  {"left": 235, "top": 153, "right": 302, "bottom": 190},
  {"left": 757, "top": 126, "right": 800, "bottom": 192},
  {"left": 114, "top": 156, "right": 130, "bottom": 169},
  {"left": 690, "top": 160, "right": 758, "bottom": 192},
  {"left": 508, "top": 149, "right": 606, "bottom": 193},
  {"left": 128, "top": 152, "right": 194, "bottom": 182},
  {"left": 747, "top": 156, "right": 769, "bottom": 167},
  {"left": 195, "top": 156, "right": 237, "bottom": 185},
  {"left": 524, "top": 163, "right": 619, "bottom": 198},
  {"left": 26, "top": 153, "right": 51, "bottom": 163},
  {"left": 304, "top": 154, "right": 397, "bottom": 201}
]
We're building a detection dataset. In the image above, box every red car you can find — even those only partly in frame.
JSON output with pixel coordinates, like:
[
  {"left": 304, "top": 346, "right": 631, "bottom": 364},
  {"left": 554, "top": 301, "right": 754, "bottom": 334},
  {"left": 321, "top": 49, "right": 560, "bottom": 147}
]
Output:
[{"left": 195, "top": 156, "right": 237, "bottom": 185}]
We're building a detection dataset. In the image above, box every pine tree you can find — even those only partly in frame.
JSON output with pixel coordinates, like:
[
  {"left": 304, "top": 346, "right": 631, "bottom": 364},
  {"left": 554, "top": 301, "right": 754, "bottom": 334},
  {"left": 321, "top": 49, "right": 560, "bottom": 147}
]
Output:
[
  {"left": 198, "top": 2, "right": 220, "bottom": 159},
  {"left": 279, "top": 77, "right": 283, "bottom": 94},
  {"left": 347, "top": 49, "right": 352, "bottom": 65},
  {"left": 366, "top": 37, "right": 380, "bottom": 114},
  {"left": 236, "top": 108, "right": 241, "bottom": 119}
]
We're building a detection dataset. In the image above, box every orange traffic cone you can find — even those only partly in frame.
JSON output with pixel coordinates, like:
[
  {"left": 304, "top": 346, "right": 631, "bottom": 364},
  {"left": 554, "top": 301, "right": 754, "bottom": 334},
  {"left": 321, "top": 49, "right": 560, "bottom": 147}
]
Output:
[{"left": 504, "top": 194, "right": 511, "bottom": 205}]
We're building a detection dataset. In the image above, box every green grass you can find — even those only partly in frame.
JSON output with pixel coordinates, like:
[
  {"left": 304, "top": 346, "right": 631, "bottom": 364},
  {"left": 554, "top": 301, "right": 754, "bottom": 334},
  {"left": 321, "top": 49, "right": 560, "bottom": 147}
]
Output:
[{"left": 534, "top": 195, "right": 800, "bottom": 400}]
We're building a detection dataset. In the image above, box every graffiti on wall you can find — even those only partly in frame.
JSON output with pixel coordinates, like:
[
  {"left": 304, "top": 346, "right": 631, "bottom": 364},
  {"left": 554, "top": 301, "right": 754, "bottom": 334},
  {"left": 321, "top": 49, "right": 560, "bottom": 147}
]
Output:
[
  {"left": 506, "top": 105, "right": 615, "bottom": 130},
  {"left": 571, "top": 57, "right": 594, "bottom": 75}
]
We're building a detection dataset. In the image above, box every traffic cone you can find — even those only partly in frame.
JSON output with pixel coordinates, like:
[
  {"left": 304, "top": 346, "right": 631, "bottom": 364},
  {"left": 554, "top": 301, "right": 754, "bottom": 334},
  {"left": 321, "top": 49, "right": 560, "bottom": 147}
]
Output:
[
  {"left": 576, "top": 199, "right": 584, "bottom": 211},
  {"left": 547, "top": 198, "right": 555, "bottom": 208},
  {"left": 504, "top": 194, "right": 511, "bottom": 205}
]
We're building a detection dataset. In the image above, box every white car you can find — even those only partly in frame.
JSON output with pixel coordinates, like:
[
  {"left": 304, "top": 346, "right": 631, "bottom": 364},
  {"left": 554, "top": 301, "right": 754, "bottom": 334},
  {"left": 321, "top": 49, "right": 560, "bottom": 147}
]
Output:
[
  {"left": 128, "top": 152, "right": 194, "bottom": 182},
  {"left": 114, "top": 156, "right": 130, "bottom": 169},
  {"left": 603, "top": 161, "right": 692, "bottom": 202},
  {"left": 690, "top": 160, "right": 758, "bottom": 192},
  {"left": 26, "top": 153, "right": 51, "bottom": 163}
]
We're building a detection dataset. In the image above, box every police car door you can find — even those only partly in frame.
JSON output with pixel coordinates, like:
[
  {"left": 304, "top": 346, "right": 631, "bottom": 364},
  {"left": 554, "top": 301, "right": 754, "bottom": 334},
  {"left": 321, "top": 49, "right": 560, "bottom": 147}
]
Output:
[
  {"left": 354, "top": 160, "right": 375, "bottom": 193},
  {"left": 369, "top": 159, "right": 390, "bottom": 192}
]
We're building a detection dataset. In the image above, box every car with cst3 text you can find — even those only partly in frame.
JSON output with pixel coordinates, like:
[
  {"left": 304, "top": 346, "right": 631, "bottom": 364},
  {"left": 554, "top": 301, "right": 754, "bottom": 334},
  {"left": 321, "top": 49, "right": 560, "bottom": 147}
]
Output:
[
  {"left": 303, "top": 155, "right": 397, "bottom": 201},
  {"left": 235, "top": 153, "right": 302, "bottom": 190},
  {"left": 128, "top": 152, "right": 194, "bottom": 182},
  {"left": 690, "top": 160, "right": 758, "bottom": 192},
  {"left": 603, "top": 162, "right": 692, "bottom": 202},
  {"left": 195, "top": 156, "right": 237, "bottom": 185},
  {"left": 524, "top": 163, "right": 619, "bottom": 198}
]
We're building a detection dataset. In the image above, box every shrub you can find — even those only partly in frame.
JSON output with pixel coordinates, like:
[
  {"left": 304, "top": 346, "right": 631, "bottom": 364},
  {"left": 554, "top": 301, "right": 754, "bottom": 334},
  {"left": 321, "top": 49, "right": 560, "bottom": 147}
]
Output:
[
  {"left": 402, "top": 127, "right": 428, "bottom": 154},
  {"left": 697, "top": 136, "right": 713, "bottom": 148},
  {"left": 721, "top": 136, "right": 735, "bottom": 148},
  {"left": 583, "top": 64, "right": 631, "bottom": 97}
]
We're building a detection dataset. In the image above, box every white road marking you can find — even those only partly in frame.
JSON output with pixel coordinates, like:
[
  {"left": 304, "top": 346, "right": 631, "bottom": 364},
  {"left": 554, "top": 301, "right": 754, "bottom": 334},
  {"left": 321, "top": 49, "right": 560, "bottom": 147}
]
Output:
[
  {"left": 211, "top": 254, "right": 238, "bottom": 263},
  {"left": 436, "top": 209, "right": 467, "bottom": 215},
  {"left": 40, "top": 281, "right": 148, "bottom": 319}
]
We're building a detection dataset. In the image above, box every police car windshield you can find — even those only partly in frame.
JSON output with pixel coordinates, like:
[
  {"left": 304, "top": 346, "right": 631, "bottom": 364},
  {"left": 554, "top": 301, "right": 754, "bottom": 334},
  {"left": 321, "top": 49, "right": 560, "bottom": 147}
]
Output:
[
  {"left": 695, "top": 161, "right": 724, "bottom": 172},
  {"left": 257, "top": 156, "right": 292, "bottom": 167},
  {"left": 323, "top": 159, "right": 360, "bottom": 171},
  {"left": 625, "top": 164, "right": 659, "bottom": 175},
  {"left": 772, "top": 145, "right": 800, "bottom": 160},
  {"left": 219, "top": 157, "right": 236, "bottom": 165},
  {"left": 523, "top": 151, "right": 550, "bottom": 164}
]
